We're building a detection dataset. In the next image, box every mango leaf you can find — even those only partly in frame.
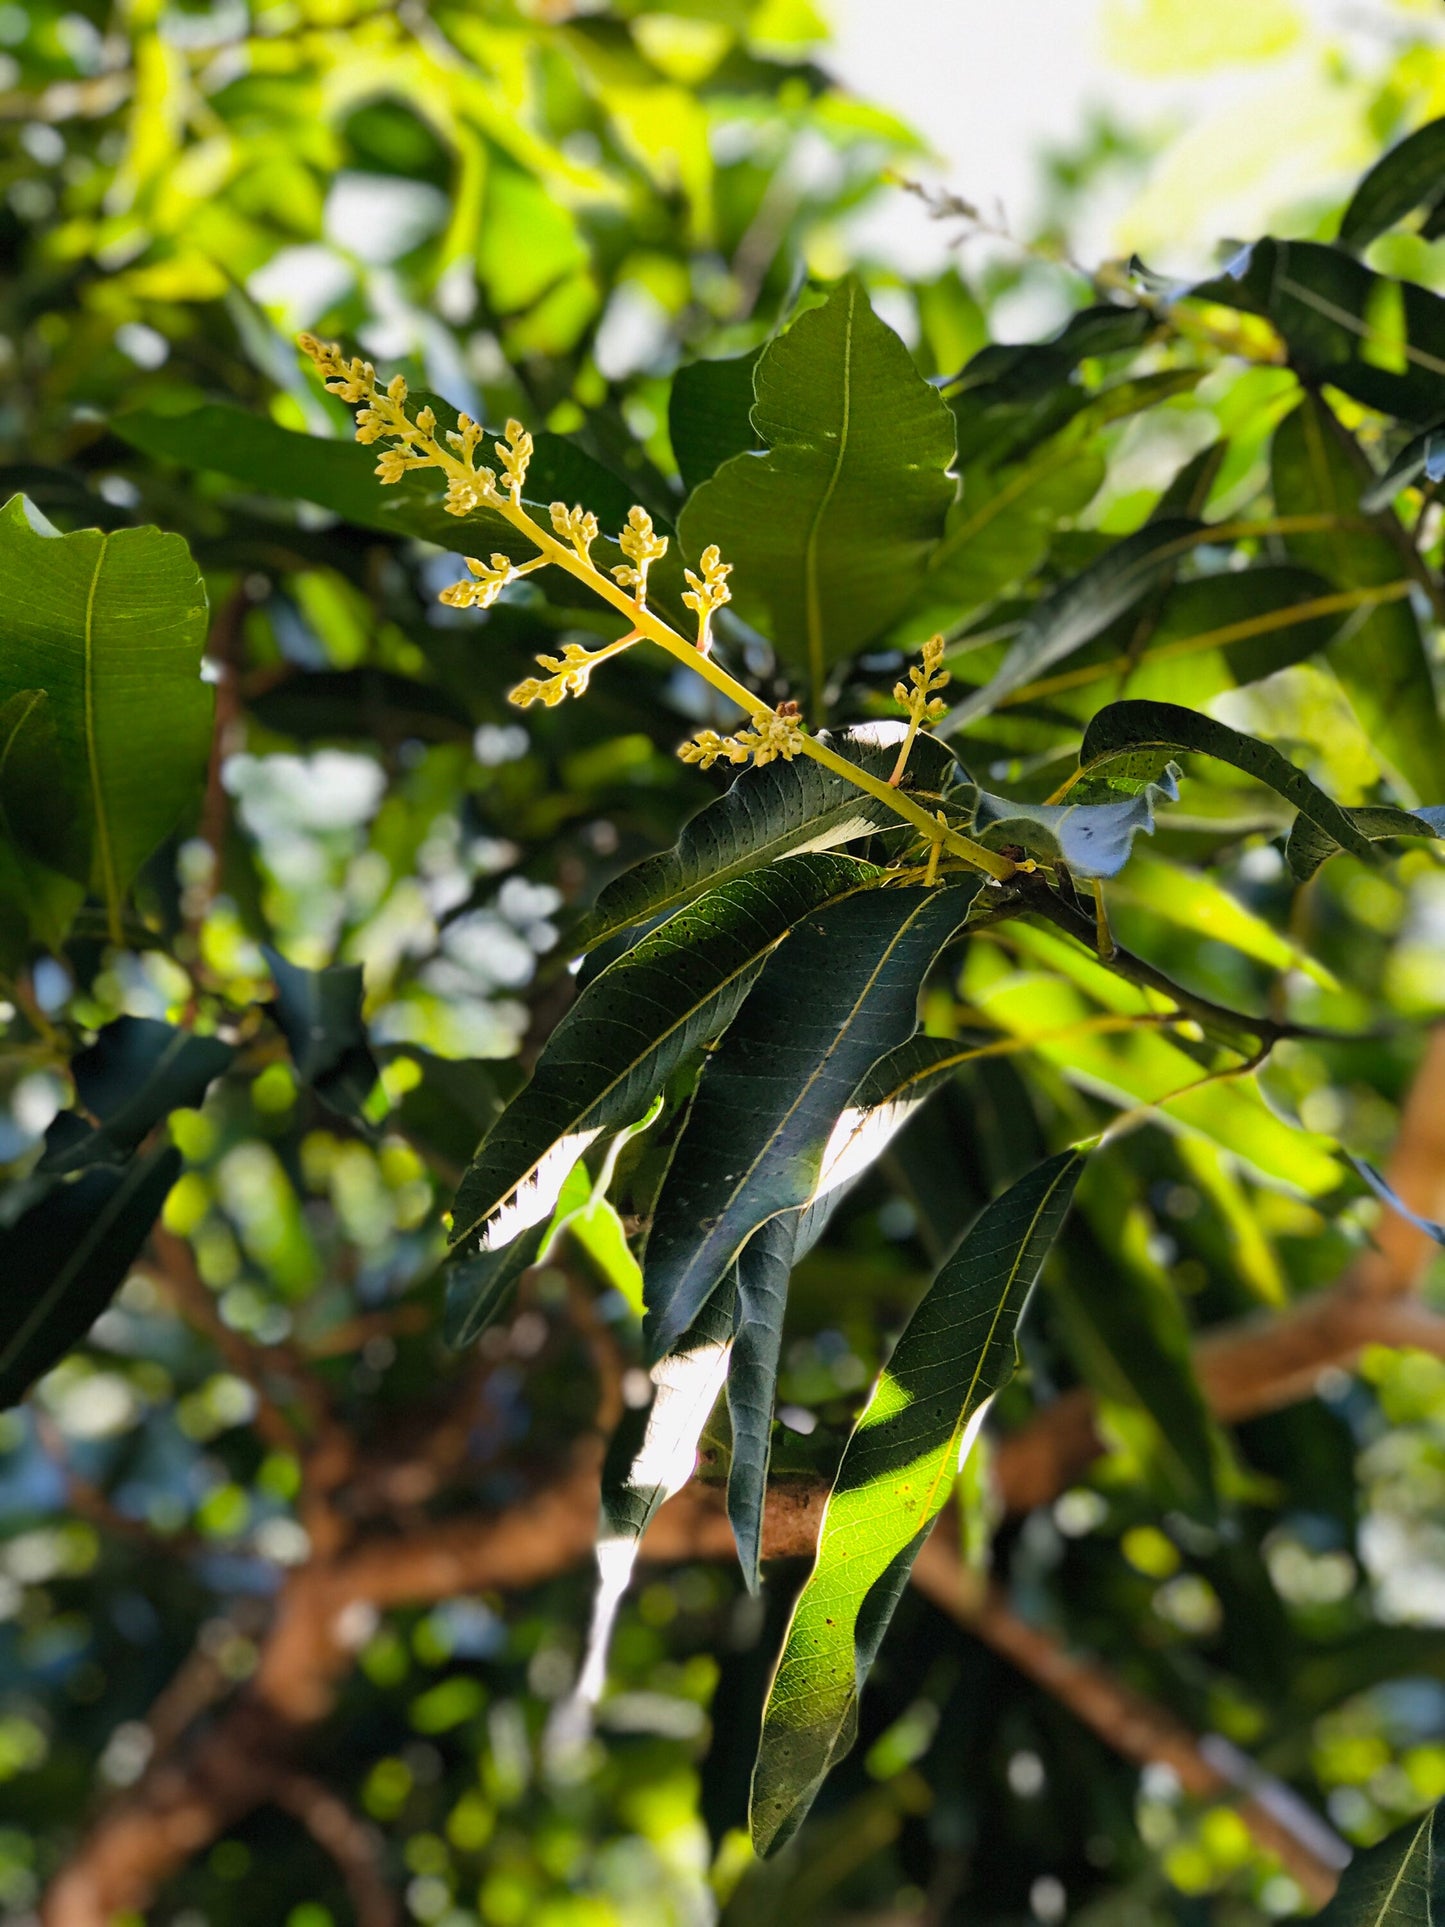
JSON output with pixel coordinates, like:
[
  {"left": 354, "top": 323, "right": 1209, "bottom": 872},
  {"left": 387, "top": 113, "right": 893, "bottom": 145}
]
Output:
[
  {"left": 555, "top": 1278, "right": 737, "bottom": 1751},
  {"left": 573, "top": 724, "right": 957, "bottom": 955},
  {"left": 0, "top": 691, "right": 83, "bottom": 965},
  {"left": 1339, "top": 117, "right": 1445, "bottom": 252},
  {"left": 264, "top": 946, "right": 381, "bottom": 1124},
  {"left": 1353, "top": 1158, "right": 1445, "bottom": 1248},
  {"left": 643, "top": 879, "right": 978, "bottom": 1359},
  {"left": 1270, "top": 394, "right": 1445, "bottom": 799},
  {"left": 1077, "top": 700, "right": 1377, "bottom": 862},
  {"left": 1182, "top": 239, "right": 1445, "bottom": 425},
  {"left": 0, "top": 1147, "right": 181, "bottom": 1408},
  {"left": 749, "top": 1150, "right": 1085, "bottom": 1856},
  {"left": 677, "top": 278, "right": 956, "bottom": 705},
  {"left": 1313, "top": 1796, "right": 1440, "bottom": 1926},
  {"left": 1361, "top": 425, "right": 1445, "bottom": 513},
  {"left": 972, "top": 763, "right": 1180, "bottom": 879},
  {"left": 725, "top": 1035, "right": 974, "bottom": 1590},
  {"left": 1286, "top": 804, "right": 1445, "bottom": 881},
  {"left": 444, "top": 1220, "right": 549, "bottom": 1351},
  {"left": 0, "top": 497, "right": 213, "bottom": 940},
  {"left": 450, "top": 853, "right": 884, "bottom": 1264},
  {"left": 39, "top": 1018, "right": 235, "bottom": 1175},
  {"left": 943, "top": 519, "right": 1201, "bottom": 730},
  {"left": 669, "top": 347, "right": 762, "bottom": 495}
]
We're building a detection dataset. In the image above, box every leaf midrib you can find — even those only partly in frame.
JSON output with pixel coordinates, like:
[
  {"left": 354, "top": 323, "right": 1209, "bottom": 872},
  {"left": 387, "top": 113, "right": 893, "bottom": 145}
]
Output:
[
  {"left": 81, "top": 534, "right": 120, "bottom": 938},
  {"left": 803, "top": 279, "right": 856, "bottom": 715}
]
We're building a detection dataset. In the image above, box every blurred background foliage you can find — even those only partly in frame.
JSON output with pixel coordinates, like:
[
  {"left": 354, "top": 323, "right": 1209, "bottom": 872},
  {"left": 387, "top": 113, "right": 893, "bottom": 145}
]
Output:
[{"left": 2, "top": 2, "right": 1445, "bottom": 1924}]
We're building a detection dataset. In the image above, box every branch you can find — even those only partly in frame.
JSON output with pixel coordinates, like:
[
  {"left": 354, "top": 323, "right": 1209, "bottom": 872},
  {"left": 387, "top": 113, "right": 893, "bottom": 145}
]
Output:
[{"left": 271, "top": 1772, "right": 398, "bottom": 1927}]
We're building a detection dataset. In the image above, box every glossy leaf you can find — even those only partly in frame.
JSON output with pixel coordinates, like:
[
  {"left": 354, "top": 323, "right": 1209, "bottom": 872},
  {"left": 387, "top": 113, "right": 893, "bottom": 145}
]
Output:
[
  {"left": 1339, "top": 116, "right": 1445, "bottom": 252},
  {"left": 749, "top": 1151, "right": 1084, "bottom": 1856},
  {"left": 0, "top": 496, "right": 212, "bottom": 939},
  {"left": 574, "top": 724, "right": 957, "bottom": 955},
  {"left": 1271, "top": 393, "right": 1445, "bottom": 799},
  {"left": 1285, "top": 804, "right": 1445, "bottom": 880},
  {"left": 944, "top": 519, "right": 1200, "bottom": 729},
  {"left": 1183, "top": 239, "right": 1445, "bottom": 425},
  {"left": 451, "top": 853, "right": 884, "bottom": 1264},
  {"left": 1313, "top": 1797, "right": 1440, "bottom": 1926},
  {"left": 264, "top": 947, "right": 381, "bottom": 1124},
  {"left": 669, "top": 347, "right": 762, "bottom": 495},
  {"left": 1077, "top": 699, "right": 1377, "bottom": 862},
  {"left": 643, "top": 879, "right": 978, "bottom": 1359},
  {"left": 678, "top": 278, "right": 956, "bottom": 702},
  {"left": 0, "top": 1147, "right": 181, "bottom": 1408},
  {"left": 39, "top": 1018, "right": 235, "bottom": 1175},
  {"left": 0, "top": 690, "right": 83, "bottom": 965}
]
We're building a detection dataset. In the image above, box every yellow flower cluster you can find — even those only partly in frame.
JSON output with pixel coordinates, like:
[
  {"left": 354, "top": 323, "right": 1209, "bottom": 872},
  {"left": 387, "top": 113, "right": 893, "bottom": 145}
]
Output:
[
  {"left": 511, "top": 643, "right": 605, "bottom": 708},
  {"left": 682, "top": 544, "right": 732, "bottom": 655},
  {"left": 612, "top": 507, "right": 668, "bottom": 607},
  {"left": 438, "top": 553, "right": 516, "bottom": 611},
  {"left": 550, "top": 501, "right": 599, "bottom": 560},
  {"left": 679, "top": 706, "right": 807, "bottom": 770},
  {"left": 894, "top": 632, "right": 950, "bottom": 722}
]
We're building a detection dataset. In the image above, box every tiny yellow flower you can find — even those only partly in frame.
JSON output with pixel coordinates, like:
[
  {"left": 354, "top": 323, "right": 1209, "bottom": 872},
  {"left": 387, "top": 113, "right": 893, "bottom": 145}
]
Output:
[
  {"left": 497, "top": 419, "right": 533, "bottom": 501},
  {"left": 612, "top": 506, "right": 669, "bottom": 604},
  {"left": 439, "top": 553, "right": 515, "bottom": 610},
  {"left": 682, "top": 544, "right": 733, "bottom": 653},
  {"left": 550, "top": 501, "right": 599, "bottom": 560},
  {"left": 376, "top": 448, "right": 411, "bottom": 485},
  {"left": 679, "top": 704, "right": 806, "bottom": 769}
]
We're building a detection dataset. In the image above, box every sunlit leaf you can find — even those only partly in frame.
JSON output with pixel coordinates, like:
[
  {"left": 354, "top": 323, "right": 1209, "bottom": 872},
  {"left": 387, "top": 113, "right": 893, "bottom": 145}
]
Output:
[
  {"left": 1285, "top": 803, "right": 1445, "bottom": 880},
  {"left": 1313, "top": 1796, "right": 1440, "bottom": 1925}
]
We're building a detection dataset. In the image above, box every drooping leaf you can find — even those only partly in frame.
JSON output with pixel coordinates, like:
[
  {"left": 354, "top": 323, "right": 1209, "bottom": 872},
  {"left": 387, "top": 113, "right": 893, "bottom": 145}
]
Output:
[
  {"left": 643, "top": 879, "right": 978, "bottom": 1359},
  {"left": 1076, "top": 699, "right": 1377, "bottom": 863},
  {"left": 749, "top": 1150, "right": 1085, "bottom": 1856},
  {"left": 669, "top": 347, "right": 763, "bottom": 495},
  {"left": 0, "top": 1147, "right": 182, "bottom": 1408},
  {"left": 264, "top": 946, "right": 381, "bottom": 1123},
  {"left": 39, "top": 1018, "right": 235, "bottom": 1174},
  {"left": 1182, "top": 239, "right": 1445, "bottom": 425},
  {"left": 557, "top": 1278, "right": 737, "bottom": 1745},
  {"left": 1339, "top": 116, "right": 1445, "bottom": 253},
  {"left": 1312, "top": 1796, "right": 1440, "bottom": 1926},
  {"left": 725, "top": 1035, "right": 974, "bottom": 1591},
  {"left": 1361, "top": 424, "right": 1445, "bottom": 513},
  {"left": 678, "top": 278, "right": 956, "bottom": 704},
  {"left": 1270, "top": 393, "right": 1445, "bottom": 799},
  {"left": 573, "top": 724, "right": 957, "bottom": 955},
  {"left": 943, "top": 519, "right": 1201, "bottom": 729},
  {"left": 0, "top": 496, "right": 213, "bottom": 939},
  {"left": 1285, "top": 804, "right": 1445, "bottom": 880},
  {"left": 971, "top": 763, "right": 1180, "bottom": 879},
  {"left": 450, "top": 853, "right": 885, "bottom": 1264},
  {"left": 444, "top": 1220, "right": 550, "bottom": 1351}
]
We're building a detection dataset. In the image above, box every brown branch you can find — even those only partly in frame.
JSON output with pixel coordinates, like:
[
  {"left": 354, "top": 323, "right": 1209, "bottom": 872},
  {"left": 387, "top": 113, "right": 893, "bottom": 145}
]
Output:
[{"left": 271, "top": 1772, "right": 399, "bottom": 1927}]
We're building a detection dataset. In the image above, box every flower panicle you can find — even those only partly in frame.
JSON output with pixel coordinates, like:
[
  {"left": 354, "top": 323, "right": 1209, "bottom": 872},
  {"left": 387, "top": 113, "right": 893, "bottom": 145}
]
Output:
[
  {"left": 509, "top": 634, "right": 639, "bottom": 709},
  {"left": 894, "top": 632, "right": 950, "bottom": 723},
  {"left": 612, "top": 506, "right": 669, "bottom": 605},
  {"left": 440, "top": 553, "right": 516, "bottom": 611},
  {"left": 682, "top": 543, "right": 732, "bottom": 654},
  {"left": 679, "top": 703, "right": 806, "bottom": 770},
  {"left": 550, "top": 501, "right": 599, "bottom": 560}
]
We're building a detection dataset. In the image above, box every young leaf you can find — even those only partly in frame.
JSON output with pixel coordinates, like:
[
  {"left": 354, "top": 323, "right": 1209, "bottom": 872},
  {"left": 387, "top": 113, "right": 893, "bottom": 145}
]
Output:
[
  {"left": 38, "top": 1017, "right": 235, "bottom": 1174},
  {"left": 1312, "top": 1796, "right": 1440, "bottom": 1925},
  {"left": 451, "top": 853, "right": 884, "bottom": 1264},
  {"left": 749, "top": 1150, "right": 1085, "bottom": 1856},
  {"left": 669, "top": 347, "right": 763, "bottom": 495},
  {"left": 264, "top": 947, "right": 381, "bottom": 1123},
  {"left": 678, "top": 278, "right": 956, "bottom": 704},
  {"left": 1077, "top": 699, "right": 1377, "bottom": 863},
  {"left": 0, "top": 497, "right": 213, "bottom": 940},
  {"left": 573, "top": 724, "right": 958, "bottom": 955},
  {"left": 643, "top": 880, "right": 978, "bottom": 1359},
  {"left": 943, "top": 519, "right": 1201, "bottom": 729},
  {"left": 1339, "top": 116, "right": 1445, "bottom": 252},
  {"left": 0, "top": 1147, "right": 181, "bottom": 1408},
  {"left": 1286, "top": 804, "right": 1445, "bottom": 880},
  {"left": 1270, "top": 393, "right": 1445, "bottom": 799}
]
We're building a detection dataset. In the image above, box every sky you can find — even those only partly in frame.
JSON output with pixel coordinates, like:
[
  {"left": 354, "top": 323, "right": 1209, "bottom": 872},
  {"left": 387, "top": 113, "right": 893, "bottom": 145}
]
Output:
[{"left": 826, "top": 0, "right": 1421, "bottom": 280}]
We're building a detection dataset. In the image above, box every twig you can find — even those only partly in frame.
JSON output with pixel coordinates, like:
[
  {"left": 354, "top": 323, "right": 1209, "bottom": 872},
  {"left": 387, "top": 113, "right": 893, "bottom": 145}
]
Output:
[{"left": 271, "top": 1772, "right": 398, "bottom": 1927}]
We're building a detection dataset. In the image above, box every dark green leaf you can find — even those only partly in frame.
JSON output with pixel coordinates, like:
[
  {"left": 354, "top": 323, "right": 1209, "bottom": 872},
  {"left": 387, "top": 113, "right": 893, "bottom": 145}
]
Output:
[
  {"left": 1360, "top": 424, "right": 1445, "bottom": 513},
  {"left": 0, "top": 1147, "right": 181, "bottom": 1408},
  {"left": 0, "top": 690, "right": 83, "bottom": 964},
  {"left": 643, "top": 879, "right": 978, "bottom": 1359},
  {"left": 669, "top": 348, "right": 763, "bottom": 495},
  {"left": 1077, "top": 700, "right": 1378, "bottom": 862},
  {"left": 678, "top": 278, "right": 956, "bottom": 705},
  {"left": 39, "top": 1017, "right": 235, "bottom": 1174},
  {"left": 749, "top": 1150, "right": 1085, "bottom": 1856},
  {"left": 444, "top": 1220, "right": 549, "bottom": 1350},
  {"left": 249, "top": 668, "right": 473, "bottom": 744},
  {"left": 1339, "top": 117, "right": 1445, "bottom": 252},
  {"left": 451, "top": 853, "right": 885, "bottom": 1264},
  {"left": 1271, "top": 393, "right": 1445, "bottom": 798},
  {"left": 726, "top": 1215, "right": 796, "bottom": 1593},
  {"left": 573, "top": 724, "right": 958, "bottom": 955},
  {"left": 264, "top": 946, "right": 381, "bottom": 1123},
  {"left": 0, "top": 496, "right": 213, "bottom": 938},
  {"left": 1184, "top": 239, "right": 1445, "bottom": 425},
  {"left": 1313, "top": 1797, "right": 1439, "bottom": 1925},
  {"left": 943, "top": 519, "right": 1201, "bottom": 729},
  {"left": 1286, "top": 804, "right": 1445, "bottom": 879}
]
